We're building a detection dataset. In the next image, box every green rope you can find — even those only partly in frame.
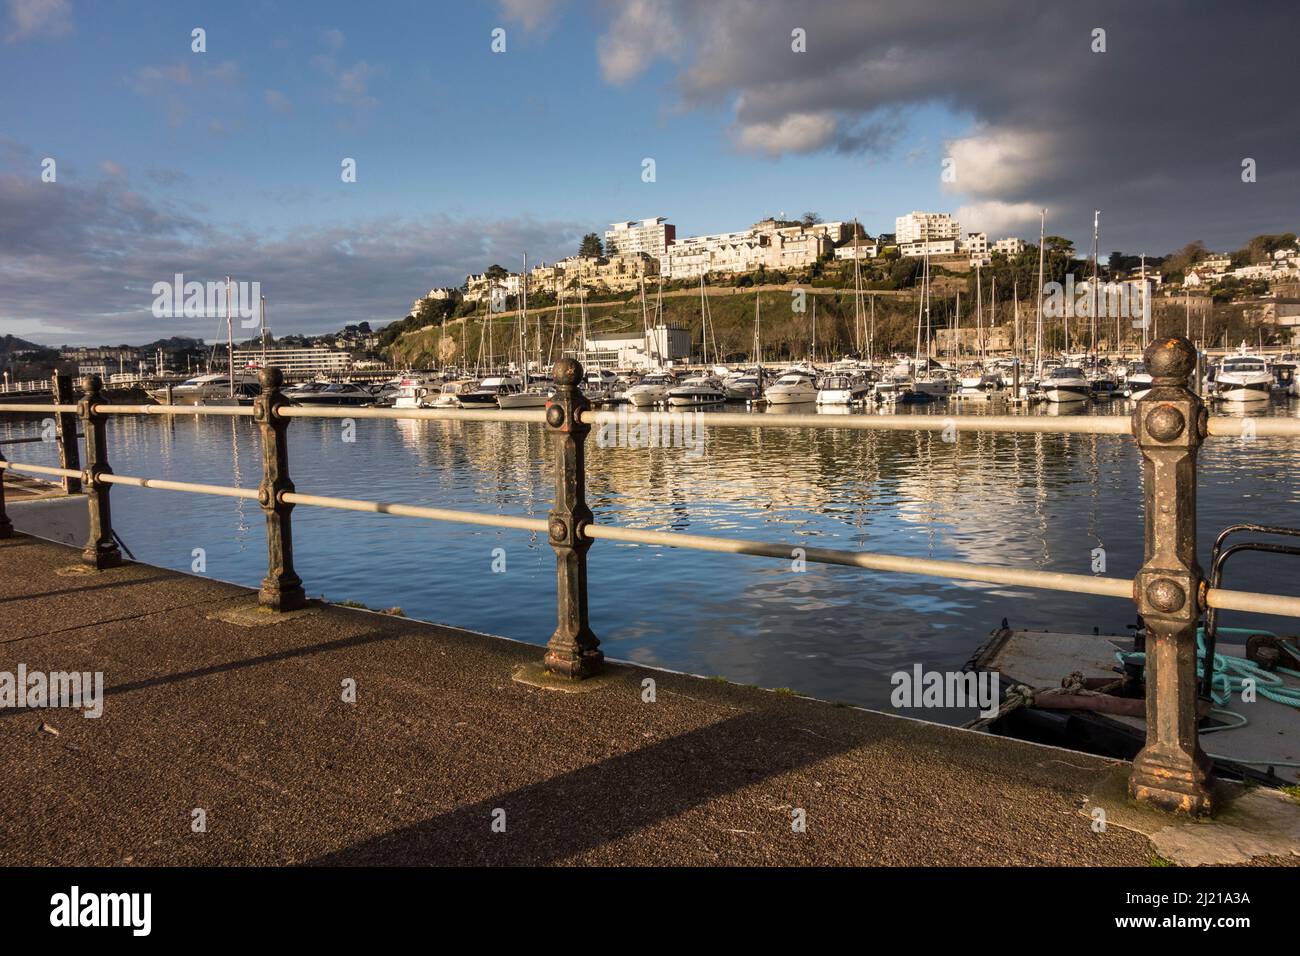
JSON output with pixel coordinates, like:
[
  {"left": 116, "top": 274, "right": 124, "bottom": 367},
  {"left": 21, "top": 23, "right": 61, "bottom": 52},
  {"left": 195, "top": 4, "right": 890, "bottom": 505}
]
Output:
[{"left": 1115, "top": 629, "right": 1300, "bottom": 769}]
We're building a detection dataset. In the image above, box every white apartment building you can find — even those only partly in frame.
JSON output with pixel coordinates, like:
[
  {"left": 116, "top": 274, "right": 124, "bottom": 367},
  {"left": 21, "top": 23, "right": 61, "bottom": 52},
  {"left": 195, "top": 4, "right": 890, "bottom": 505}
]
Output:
[
  {"left": 900, "top": 238, "right": 960, "bottom": 258},
  {"left": 576, "top": 324, "right": 693, "bottom": 369},
  {"left": 993, "top": 237, "right": 1027, "bottom": 256},
  {"left": 604, "top": 217, "right": 677, "bottom": 259},
  {"left": 464, "top": 272, "right": 523, "bottom": 303},
  {"left": 661, "top": 220, "right": 834, "bottom": 279},
  {"left": 233, "top": 347, "right": 352, "bottom": 375},
  {"left": 895, "top": 211, "right": 960, "bottom": 244}
]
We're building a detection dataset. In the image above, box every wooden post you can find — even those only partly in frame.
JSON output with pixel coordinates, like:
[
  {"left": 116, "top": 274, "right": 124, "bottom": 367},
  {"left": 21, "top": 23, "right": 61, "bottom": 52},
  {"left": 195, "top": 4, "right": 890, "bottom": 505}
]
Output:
[
  {"left": 254, "top": 367, "right": 305, "bottom": 611},
  {"left": 78, "top": 375, "right": 122, "bottom": 569},
  {"left": 52, "top": 373, "right": 81, "bottom": 494},
  {"left": 1129, "top": 336, "right": 1214, "bottom": 815},
  {"left": 542, "top": 357, "right": 603, "bottom": 678}
]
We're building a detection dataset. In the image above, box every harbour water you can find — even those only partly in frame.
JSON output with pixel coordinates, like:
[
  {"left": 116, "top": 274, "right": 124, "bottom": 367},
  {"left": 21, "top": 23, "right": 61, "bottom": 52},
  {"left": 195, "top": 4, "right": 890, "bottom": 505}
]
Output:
[{"left": 4, "top": 398, "right": 1298, "bottom": 720}]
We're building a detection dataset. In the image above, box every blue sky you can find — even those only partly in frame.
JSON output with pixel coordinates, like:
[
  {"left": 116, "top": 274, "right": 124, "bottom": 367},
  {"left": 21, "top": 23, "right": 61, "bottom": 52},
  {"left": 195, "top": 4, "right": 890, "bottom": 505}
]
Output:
[{"left": 3, "top": 0, "right": 1297, "bottom": 344}]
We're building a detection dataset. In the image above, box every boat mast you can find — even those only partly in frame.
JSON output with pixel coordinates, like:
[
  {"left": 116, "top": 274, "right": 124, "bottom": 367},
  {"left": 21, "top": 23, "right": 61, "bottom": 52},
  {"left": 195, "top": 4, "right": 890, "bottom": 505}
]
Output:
[
  {"left": 1091, "top": 209, "right": 1100, "bottom": 360},
  {"left": 1035, "top": 209, "right": 1046, "bottom": 375}
]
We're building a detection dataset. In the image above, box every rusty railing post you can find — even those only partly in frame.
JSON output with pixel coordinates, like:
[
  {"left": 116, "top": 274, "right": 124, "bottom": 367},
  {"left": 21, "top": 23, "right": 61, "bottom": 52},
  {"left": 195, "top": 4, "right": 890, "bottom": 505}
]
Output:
[
  {"left": 542, "top": 357, "right": 603, "bottom": 678},
  {"left": 254, "top": 367, "right": 305, "bottom": 611},
  {"left": 52, "top": 372, "right": 82, "bottom": 494},
  {"left": 78, "top": 375, "right": 122, "bottom": 569},
  {"left": 1129, "top": 335, "right": 1213, "bottom": 815}
]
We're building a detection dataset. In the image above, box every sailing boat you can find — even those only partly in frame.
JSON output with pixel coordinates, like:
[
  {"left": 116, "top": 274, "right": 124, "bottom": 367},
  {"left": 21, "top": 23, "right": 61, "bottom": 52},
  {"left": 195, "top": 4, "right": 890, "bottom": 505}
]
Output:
[
  {"left": 499, "top": 253, "right": 553, "bottom": 408},
  {"left": 911, "top": 252, "right": 953, "bottom": 400}
]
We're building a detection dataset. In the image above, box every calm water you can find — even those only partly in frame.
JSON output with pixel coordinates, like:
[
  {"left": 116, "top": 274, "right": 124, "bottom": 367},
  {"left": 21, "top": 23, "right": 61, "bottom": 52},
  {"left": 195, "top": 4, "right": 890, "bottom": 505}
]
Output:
[{"left": 5, "top": 398, "right": 1299, "bottom": 720}]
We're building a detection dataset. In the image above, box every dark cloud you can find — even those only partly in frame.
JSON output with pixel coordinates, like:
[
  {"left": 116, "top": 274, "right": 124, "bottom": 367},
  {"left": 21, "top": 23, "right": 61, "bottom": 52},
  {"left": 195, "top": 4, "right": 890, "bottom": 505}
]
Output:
[
  {"left": 0, "top": 158, "right": 585, "bottom": 344},
  {"left": 598, "top": 0, "right": 1300, "bottom": 250}
]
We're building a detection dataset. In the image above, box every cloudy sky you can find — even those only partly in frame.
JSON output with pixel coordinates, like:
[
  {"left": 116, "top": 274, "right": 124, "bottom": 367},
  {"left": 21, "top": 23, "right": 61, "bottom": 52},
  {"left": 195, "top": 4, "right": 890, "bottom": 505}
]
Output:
[{"left": 3, "top": 0, "right": 1297, "bottom": 345}]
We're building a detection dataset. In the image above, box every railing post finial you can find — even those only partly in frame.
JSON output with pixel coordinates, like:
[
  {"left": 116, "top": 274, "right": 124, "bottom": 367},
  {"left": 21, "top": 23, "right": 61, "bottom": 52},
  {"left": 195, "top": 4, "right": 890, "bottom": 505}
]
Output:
[
  {"left": 78, "top": 374, "right": 122, "bottom": 569},
  {"left": 542, "top": 357, "right": 603, "bottom": 678},
  {"left": 1129, "top": 335, "right": 1214, "bottom": 815},
  {"left": 254, "top": 367, "right": 305, "bottom": 611}
]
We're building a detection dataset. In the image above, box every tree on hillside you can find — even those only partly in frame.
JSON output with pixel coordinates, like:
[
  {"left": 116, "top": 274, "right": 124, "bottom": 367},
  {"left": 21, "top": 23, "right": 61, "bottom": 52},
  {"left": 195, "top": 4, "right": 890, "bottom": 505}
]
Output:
[
  {"left": 579, "top": 233, "right": 604, "bottom": 258},
  {"left": 800, "top": 212, "right": 822, "bottom": 226},
  {"left": 485, "top": 264, "right": 508, "bottom": 280}
]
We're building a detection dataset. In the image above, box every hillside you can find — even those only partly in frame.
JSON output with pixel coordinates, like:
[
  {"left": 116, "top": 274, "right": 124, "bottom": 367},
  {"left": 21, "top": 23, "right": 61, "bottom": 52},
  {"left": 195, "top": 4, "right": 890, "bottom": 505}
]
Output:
[{"left": 388, "top": 286, "right": 929, "bottom": 367}]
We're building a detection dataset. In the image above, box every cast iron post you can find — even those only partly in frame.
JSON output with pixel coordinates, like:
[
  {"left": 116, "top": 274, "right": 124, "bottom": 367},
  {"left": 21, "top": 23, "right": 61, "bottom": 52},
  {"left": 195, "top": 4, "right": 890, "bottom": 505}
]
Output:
[
  {"left": 78, "top": 375, "right": 122, "bottom": 569},
  {"left": 254, "top": 367, "right": 305, "bottom": 611},
  {"left": 0, "top": 451, "right": 13, "bottom": 539},
  {"left": 52, "top": 373, "right": 82, "bottom": 494},
  {"left": 543, "top": 357, "right": 603, "bottom": 678},
  {"left": 1130, "top": 336, "right": 1214, "bottom": 815}
]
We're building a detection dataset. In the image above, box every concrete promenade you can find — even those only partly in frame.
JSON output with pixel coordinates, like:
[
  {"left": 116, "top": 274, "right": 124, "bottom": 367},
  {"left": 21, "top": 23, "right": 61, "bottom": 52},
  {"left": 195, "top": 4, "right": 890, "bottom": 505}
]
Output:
[{"left": 0, "top": 533, "right": 1156, "bottom": 866}]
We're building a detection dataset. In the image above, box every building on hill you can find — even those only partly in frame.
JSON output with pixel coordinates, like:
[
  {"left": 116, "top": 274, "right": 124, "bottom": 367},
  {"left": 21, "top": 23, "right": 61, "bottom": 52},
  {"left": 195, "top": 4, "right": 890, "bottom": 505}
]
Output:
[
  {"left": 895, "top": 211, "right": 960, "bottom": 244},
  {"left": 604, "top": 217, "right": 676, "bottom": 259},
  {"left": 575, "top": 325, "right": 692, "bottom": 369}
]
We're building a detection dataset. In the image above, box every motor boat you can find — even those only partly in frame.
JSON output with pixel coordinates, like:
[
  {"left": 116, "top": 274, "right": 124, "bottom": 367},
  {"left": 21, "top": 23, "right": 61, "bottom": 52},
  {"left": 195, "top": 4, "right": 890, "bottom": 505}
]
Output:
[
  {"left": 497, "top": 375, "right": 554, "bottom": 409},
  {"left": 148, "top": 371, "right": 260, "bottom": 405},
  {"left": 723, "top": 369, "right": 767, "bottom": 402},
  {"left": 872, "top": 376, "right": 913, "bottom": 404},
  {"left": 1211, "top": 353, "right": 1273, "bottom": 403},
  {"left": 393, "top": 377, "right": 437, "bottom": 409},
  {"left": 815, "top": 372, "right": 872, "bottom": 405},
  {"left": 1041, "top": 366, "right": 1091, "bottom": 403},
  {"left": 200, "top": 382, "right": 261, "bottom": 407},
  {"left": 666, "top": 375, "right": 726, "bottom": 407},
  {"left": 458, "top": 375, "right": 524, "bottom": 407},
  {"left": 1121, "top": 361, "right": 1153, "bottom": 400},
  {"left": 763, "top": 369, "right": 819, "bottom": 405},
  {"left": 285, "top": 381, "right": 376, "bottom": 406},
  {"left": 625, "top": 371, "right": 675, "bottom": 407},
  {"left": 427, "top": 379, "right": 478, "bottom": 408},
  {"left": 1273, "top": 354, "right": 1299, "bottom": 398}
]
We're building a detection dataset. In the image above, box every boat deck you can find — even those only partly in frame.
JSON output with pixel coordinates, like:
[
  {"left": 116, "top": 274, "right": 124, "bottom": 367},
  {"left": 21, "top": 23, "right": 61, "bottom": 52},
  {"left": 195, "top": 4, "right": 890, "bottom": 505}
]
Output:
[{"left": 976, "top": 628, "right": 1300, "bottom": 785}]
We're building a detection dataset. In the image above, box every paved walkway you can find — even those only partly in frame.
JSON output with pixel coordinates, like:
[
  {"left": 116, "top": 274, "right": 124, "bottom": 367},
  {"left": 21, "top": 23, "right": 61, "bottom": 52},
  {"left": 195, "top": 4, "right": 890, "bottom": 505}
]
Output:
[{"left": 0, "top": 534, "right": 1154, "bottom": 865}]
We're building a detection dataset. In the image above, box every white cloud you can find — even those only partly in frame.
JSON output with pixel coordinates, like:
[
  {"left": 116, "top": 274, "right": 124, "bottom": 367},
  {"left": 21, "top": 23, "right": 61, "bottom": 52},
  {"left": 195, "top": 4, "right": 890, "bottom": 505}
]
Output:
[
  {"left": 4, "top": 0, "right": 71, "bottom": 43},
  {"left": 954, "top": 200, "right": 1043, "bottom": 238},
  {"left": 734, "top": 111, "right": 836, "bottom": 156},
  {"left": 598, "top": 0, "right": 681, "bottom": 85},
  {"left": 264, "top": 90, "right": 293, "bottom": 115},
  {"left": 942, "top": 128, "right": 1053, "bottom": 197},
  {"left": 497, "top": 0, "right": 557, "bottom": 32}
]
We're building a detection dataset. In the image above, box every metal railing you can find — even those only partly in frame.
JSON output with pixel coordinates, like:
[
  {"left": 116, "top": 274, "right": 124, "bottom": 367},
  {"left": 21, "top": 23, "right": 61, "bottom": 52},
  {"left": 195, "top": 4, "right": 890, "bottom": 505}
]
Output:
[{"left": 2, "top": 339, "right": 1300, "bottom": 816}]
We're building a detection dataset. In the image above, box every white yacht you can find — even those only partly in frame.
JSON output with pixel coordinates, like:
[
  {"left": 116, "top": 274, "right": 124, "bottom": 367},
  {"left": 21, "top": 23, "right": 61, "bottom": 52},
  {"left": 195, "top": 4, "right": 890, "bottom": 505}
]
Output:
[
  {"left": 1212, "top": 354, "right": 1273, "bottom": 403},
  {"left": 624, "top": 371, "right": 675, "bottom": 407},
  {"left": 763, "top": 369, "right": 819, "bottom": 405},
  {"left": 815, "top": 372, "right": 871, "bottom": 405},
  {"left": 393, "top": 377, "right": 436, "bottom": 408},
  {"left": 459, "top": 375, "right": 523, "bottom": 407},
  {"left": 723, "top": 369, "right": 766, "bottom": 402},
  {"left": 1122, "top": 361, "right": 1152, "bottom": 400},
  {"left": 497, "top": 375, "right": 554, "bottom": 409},
  {"left": 666, "top": 375, "right": 726, "bottom": 407},
  {"left": 872, "top": 376, "right": 913, "bottom": 404},
  {"left": 1041, "top": 366, "right": 1091, "bottom": 403},
  {"left": 148, "top": 371, "right": 260, "bottom": 405},
  {"left": 431, "top": 379, "right": 480, "bottom": 408}
]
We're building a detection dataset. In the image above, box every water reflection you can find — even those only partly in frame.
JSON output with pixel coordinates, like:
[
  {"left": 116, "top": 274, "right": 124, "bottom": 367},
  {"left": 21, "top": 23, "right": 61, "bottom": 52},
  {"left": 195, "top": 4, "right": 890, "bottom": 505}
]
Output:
[{"left": 3, "top": 398, "right": 1298, "bottom": 718}]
